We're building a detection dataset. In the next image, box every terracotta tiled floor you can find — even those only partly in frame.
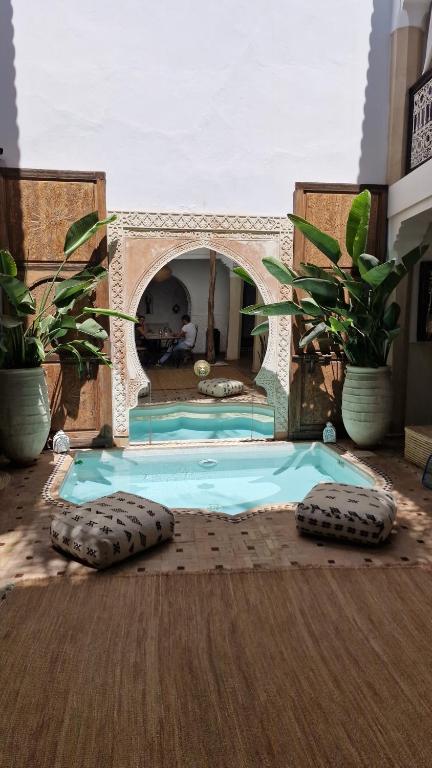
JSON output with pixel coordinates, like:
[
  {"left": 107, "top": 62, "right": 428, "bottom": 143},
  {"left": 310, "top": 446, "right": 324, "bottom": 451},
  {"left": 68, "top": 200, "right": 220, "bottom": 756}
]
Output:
[{"left": 0, "top": 445, "right": 432, "bottom": 587}]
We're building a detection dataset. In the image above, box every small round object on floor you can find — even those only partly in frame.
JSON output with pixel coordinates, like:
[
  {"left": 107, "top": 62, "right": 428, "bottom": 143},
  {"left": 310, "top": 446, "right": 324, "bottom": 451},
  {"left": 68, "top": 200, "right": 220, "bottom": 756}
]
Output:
[{"left": 194, "top": 359, "right": 211, "bottom": 378}]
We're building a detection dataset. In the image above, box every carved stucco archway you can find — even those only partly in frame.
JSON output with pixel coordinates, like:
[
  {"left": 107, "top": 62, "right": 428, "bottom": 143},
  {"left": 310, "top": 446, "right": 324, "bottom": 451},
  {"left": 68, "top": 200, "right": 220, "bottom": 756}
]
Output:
[{"left": 107, "top": 212, "right": 293, "bottom": 440}]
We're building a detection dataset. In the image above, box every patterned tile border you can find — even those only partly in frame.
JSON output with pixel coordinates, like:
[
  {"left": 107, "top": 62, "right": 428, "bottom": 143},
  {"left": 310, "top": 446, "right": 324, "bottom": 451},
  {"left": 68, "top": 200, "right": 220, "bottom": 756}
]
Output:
[{"left": 44, "top": 441, "right": 389, "bottom": 524}]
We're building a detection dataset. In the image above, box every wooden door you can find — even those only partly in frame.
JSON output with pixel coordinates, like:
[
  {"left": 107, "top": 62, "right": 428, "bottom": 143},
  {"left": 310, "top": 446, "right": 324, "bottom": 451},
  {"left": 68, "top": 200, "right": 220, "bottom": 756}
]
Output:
[
  {"left": 288, "top": 182, "right": 388, "bottom": 439},
  {"left": 0, "top": 168, "right": 112, "bottom": 447}
]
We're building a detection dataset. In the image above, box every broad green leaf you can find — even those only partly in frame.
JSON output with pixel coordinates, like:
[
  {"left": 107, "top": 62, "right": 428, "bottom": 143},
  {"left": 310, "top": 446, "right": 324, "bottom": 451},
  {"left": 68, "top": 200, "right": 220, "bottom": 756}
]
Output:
[
  {"left": 329, "top": 316, "right": 352, "bottom": 333},
  {"left": 292, "top": 277, "right": 339, "bottom": 305},
  {"left": 383, "top": 302, "right": 400, "bottom": 330},
  {"left": 63, "top": 213, "right": 116, "bottom": 257},
  {"left": 358, "top": 253, "right": 380, "bottom": 275},
  {"left": 74, "top": 339, "right": 103, "bottom": 356},
  {"left": 360, "top": 260, "right": 395, "bottom": 289},
  {"left": 345, "top": 280, "right": 367, "bottom": 304},
  {"left": 299, "top": 262, "right": 338, "bottom": 282},
  {"left": 346, "top": 190, "right": 371, "bottom": 265},
  {"left": 26, "top": 336, "right": 45, "bottom": 362},
  {"left": 0, "top": 314, "right": 22, "bottom": 328},
  {"left": 59, "top": 315, "right": 77, "bottom": 329},
  {"left": 288, "top": 214, "right": 341, "bottom": 265},
  {"left": 241, "top": 301, "right": 302, "bottom": 316},
  {"left": 300, "top": 298, "right": 324, "bottom": 316},
  {"left": 76, "top": 318, "right": 108, "bottom": 340},
  {"left": 0, "top": 250, "right": 17, "bottom": 277},
  {"left": 38, "top": 314, "right": 56, "bottom": 335},
  {"left": 82, "top": 307, "right": 138, "bottom": 323},
  {"left": 54, "top": 279, "right": 94, "bottom": 307},
  {"left": 262, "top": 257, "right": 298, "bottom": 285},
  {"left": 0, "top": 276, "right": 35, "bottom": 314},
  {"left": 299, "top": 321, "right": 328, "bottom": 348},
  {"left": 232, "top": 267, "right": 255, "bottom": 286},
  {"left": 251, "top": 321, "right": 269, "bottom": 336}
]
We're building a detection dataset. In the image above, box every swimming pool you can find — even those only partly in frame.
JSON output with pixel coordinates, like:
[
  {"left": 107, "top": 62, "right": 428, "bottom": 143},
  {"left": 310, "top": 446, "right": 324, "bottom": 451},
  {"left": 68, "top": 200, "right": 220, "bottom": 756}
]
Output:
[
  {"left": 129, "top": 402, "right": 274, "bottom": 442},
  {"left": 59, "top": 442, "right": 374, "bottom": 515}
]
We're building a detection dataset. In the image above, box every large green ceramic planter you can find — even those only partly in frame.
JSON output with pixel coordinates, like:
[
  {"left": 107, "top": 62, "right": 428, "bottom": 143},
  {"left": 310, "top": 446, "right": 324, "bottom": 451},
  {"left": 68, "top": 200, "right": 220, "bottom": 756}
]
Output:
[
  {"left": 0, "top": 368, "right": 51, "bottom": 465},
  {"left": 342, "top": 366, "right": 392, "bottom": 447}
]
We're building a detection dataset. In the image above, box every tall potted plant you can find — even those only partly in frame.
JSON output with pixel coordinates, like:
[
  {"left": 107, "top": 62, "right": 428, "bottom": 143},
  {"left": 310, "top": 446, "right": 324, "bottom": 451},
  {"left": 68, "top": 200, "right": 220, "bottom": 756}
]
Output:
[
  {"left": 237, "top": 190, "right": 427, "bottom": 446},
  {"left": 0, "top": 212, "right": 136, "bottom": 464}
]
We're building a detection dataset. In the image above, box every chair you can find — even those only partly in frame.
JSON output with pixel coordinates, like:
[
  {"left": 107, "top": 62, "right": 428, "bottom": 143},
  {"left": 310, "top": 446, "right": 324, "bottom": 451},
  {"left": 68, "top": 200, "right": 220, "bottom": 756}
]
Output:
[{"left": 174, "top": 325, "right": 198, "bottom": 368}]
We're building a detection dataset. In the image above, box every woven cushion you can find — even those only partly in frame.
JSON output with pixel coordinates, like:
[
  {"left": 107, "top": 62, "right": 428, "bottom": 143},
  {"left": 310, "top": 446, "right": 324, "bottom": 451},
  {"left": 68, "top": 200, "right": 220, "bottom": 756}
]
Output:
[
  {"left": 51, "top": 491, "right": 175, "bottom": 569},
  {"left": 295, "top": 483, "right": 396, "bottom": 544},
  {"left": 198, "top": 378, "right": 243, "bottom": 398}
]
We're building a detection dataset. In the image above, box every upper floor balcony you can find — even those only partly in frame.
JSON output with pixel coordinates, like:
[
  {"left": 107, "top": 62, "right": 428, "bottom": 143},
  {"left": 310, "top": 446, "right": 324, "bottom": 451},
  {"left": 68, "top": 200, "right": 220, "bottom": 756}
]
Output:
[{"left": 407, "top": 68, "right": 432, "bottom": 173}]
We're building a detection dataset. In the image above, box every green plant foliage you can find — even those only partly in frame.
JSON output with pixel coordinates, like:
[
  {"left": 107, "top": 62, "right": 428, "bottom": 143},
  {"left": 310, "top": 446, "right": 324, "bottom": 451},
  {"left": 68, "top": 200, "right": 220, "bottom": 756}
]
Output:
[
  {"left": 238, "top": 189, "right": 429, "bottom": 367},
  {"left": 0, "top": 213, "right": 137, "bottom": 369},
  {"left": 345, "top": 189, "right": 371, "bottom": 265}
]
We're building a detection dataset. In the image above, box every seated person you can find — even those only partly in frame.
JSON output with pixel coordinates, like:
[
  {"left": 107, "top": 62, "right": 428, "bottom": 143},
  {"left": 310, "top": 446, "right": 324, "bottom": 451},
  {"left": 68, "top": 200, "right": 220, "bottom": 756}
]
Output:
[
  {"left": 135, "top": 315, "right": 148, "bottom": 348},
  {"left": 157, "top": 314, "right": 196, "bottom": 366},
  {"left": 135, "top": 315, "right": 158, "bottom": 365}
]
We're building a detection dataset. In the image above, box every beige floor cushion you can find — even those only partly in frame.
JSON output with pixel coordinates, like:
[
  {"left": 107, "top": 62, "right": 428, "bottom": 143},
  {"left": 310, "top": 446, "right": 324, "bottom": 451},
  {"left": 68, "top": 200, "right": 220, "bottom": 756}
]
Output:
[
  {"left": 198, "top": 378, "right": 244, "bottom": 398},
  {"left": 51, "top": 491, "right": 174, "bottom": 569},
  {"left": 295, "top": 483, "right": 396, "bottom": 544}
]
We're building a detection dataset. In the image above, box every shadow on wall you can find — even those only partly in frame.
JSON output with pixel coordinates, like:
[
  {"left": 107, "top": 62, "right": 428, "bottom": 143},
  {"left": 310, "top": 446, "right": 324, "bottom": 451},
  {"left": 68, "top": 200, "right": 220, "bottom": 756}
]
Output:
[
  {"left": 0, "top": 0, "right": 23, "bottom": 254},
  {"left": 357, "top": 0, "right": 393, "bottom": 183},
  {"left": 0, "top": 0, "right": 20, "bottom": 168}
]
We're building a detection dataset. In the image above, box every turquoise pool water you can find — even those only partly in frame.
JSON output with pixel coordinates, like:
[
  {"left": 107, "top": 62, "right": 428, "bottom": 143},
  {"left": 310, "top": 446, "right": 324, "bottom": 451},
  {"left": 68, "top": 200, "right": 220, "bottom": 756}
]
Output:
[
  {"left": 129, "top": 402, "right": 274, "bottom": 442},
  {"left": 60, "top": 443, "right": 374, "bottom": 515}
]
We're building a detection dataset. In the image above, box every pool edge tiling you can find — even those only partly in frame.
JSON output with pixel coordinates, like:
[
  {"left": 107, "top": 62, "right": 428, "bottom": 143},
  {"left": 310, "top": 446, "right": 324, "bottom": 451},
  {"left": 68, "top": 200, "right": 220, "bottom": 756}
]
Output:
[{"left": 52, "top": 442, "right": 384, "bottom": 521}]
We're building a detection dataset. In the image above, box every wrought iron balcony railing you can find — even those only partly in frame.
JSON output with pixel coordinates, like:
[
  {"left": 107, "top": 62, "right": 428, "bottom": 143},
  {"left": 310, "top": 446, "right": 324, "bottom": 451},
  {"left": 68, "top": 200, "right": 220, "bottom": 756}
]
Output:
[{"left": 407, "top": 69, "right": 432, "bottom": 173}]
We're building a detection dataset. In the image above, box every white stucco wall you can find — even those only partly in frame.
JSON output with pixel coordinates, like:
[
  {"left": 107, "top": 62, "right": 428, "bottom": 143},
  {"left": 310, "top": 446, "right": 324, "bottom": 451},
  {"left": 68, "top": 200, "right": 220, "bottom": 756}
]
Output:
[{"left": 1, "top": 0, "right": 392, "bottom": 213}]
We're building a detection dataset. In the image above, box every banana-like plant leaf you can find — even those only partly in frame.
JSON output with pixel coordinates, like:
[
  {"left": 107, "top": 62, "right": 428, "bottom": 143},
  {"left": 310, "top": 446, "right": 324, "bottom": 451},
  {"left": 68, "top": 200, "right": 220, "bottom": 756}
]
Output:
[
  {"left": 241, "top": 301, "right": 302, "bottom": 316},
  {"left": 358, "top": 253, "right": 380, "bottom": 275},
  {"left": 360, "top": 260, "right": 395, "bottom": 289},
  {"left": 383, "top": 301, "right": 400, "bottom": 330},
  {"left": 299, "top": 321, "right": 328, "bottom": 348},
  {"left": 251, "top": 321, "right": 269, "bottom": 336},
  {"left": 0, "top": 314, "right": 22, "bottom": 328},
  {"left": 82, "top": 307, "right": 138, "bottom": 323},
  {"left": 329, "top": 316, "right": 352, "bottom": 333},
  {"left": 346, "top": 190, "right": 371, "bottom": 265},
  {"left": 76, "top": 318, "right": 108, "bottom": 340},
  {"left": 344, "top": 280, "right": 367, "bottom": 304},
  {"left": 26, "top": 336, "right": 45, "bottom": 362},
  {"left": 292, "top": 277, "right": 339, "bottom": 305},
  {"left": 0, "top": 276, "right": 36, "bottom": 314},
  {"left": 54, "top": 279, "right": 95, "bottom": 307},
  {"left": 288, "top": 215, "right": 341, "bottom": 265},
  {"left": 38, "top": 314, "right": 56, "bottom": 335},
  {"left": 299, "top": 262, "right": 338, "bottom": 282},
  {"left": 300, "top": 298, "right": 324, "bottom": 317},
  {"left": 262, "top": 257, "right": 298, "bottom": 285},
  {"left": 0, "top": 250, "right": 17, "bottom": 277},
  {"left": 232, "top": 266, "right": 255, "bottom": 286},
  {"left": 63, "top": 213, "right": 116, "bottom": 257}
]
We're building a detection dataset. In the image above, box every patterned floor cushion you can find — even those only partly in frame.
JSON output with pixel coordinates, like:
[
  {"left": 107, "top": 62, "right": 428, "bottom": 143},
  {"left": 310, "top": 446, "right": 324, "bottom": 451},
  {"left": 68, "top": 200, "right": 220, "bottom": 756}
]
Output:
[
  {"left": 295, "top": 483, "right": 396, "bottom": 545},
  {"left": 51, "top": 491, "right": 175, "bottom": 569},
  {"left": 198, "top": 378, "right": 244, "bottom": 398}
]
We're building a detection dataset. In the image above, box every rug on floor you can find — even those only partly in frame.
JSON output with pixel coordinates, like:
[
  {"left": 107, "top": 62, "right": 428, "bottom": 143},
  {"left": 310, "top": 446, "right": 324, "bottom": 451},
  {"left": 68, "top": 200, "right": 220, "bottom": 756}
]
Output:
[{"left": 1, "top": 568, "right": 432, "bottom": 768}]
